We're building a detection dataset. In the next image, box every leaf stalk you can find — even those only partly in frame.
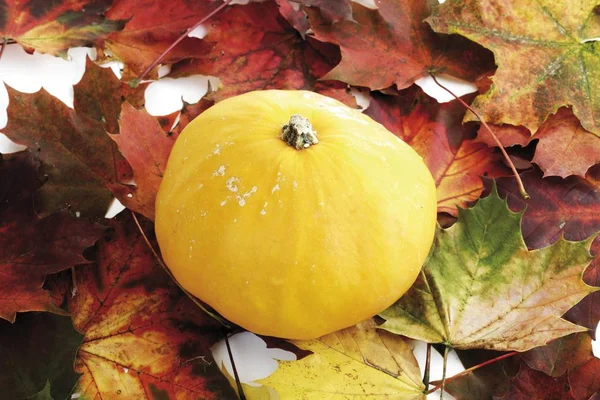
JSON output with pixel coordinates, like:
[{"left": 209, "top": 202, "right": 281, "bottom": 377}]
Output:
[{"left": 429, "top": 73, "right": 530, "bottom": 200}]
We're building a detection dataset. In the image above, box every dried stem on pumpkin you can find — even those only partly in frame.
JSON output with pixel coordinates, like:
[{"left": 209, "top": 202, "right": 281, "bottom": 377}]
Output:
[{"left": 429, "top": 74, "right": 530, "bottom": 200}]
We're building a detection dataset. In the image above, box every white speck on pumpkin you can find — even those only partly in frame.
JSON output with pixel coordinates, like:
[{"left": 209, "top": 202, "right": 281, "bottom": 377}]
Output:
[
  {"left": 260, "top": 201, "right": 268, "bottom": 215},
  {"left": 213, "top": 165, "right": 226, "bottom": 176},
  {"left": 200, "top": 211, "right": 207, "bottom": 217},
  {"left": 198, "top": 183, "right": 204, "bottom": 190},
  {"left": 237, "top": 186, "right": 257, "bottom": 206},
  {"left": 293, "top": 181, "right": 298, "bottom": 190},
  {"left": 220, "top": 199, "right": 228, "bottom": 206},
  {"left": 226, "top": 177, "right": 240, "bottom": 192},
  {"left": 272, "top": 183, "right": 280, "bottom": 193}
]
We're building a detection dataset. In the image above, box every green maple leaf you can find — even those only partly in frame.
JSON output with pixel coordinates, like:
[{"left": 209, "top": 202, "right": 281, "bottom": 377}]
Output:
[
  {"left": 427, "top": 0, "right": 600, "bottom": 136},
  {"left": 379, "top": 185, "right": 599, "bottom": 352}
]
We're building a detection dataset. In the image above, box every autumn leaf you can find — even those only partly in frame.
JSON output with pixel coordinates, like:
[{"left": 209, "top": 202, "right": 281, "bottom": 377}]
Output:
[
  {"left": 277, "top": 0, "right": 353, "bottom": 25},
  {"left": 476, "top": 108, "right": 600, "bottom": 178},
  {"left": 69, "top": 215, "right": 236, "bottom": 399},
  {"left": 250, "top": 319, "right": 426, "bottom": 399},
  {"left": 74, "top": 57, "right": 147, "bottom": 134},
  {"left": 0, "top": 0, "right": 124, "bottom": 55},
  {"left": 0, "top": 153, "right": 105, "bottom": 322},
  {"left": 0, "top": 312, "right": 83, "bottom": 399},
  {"left": 379, "top": 185, "right": 598, "bottom": 351},
  {"left": 569, "top": 356, "right": 600, "bottom": 399},
  {"left": 497, "top": 361, "right": 573, "bottom": 400},
  {"left": 365, "top": 90, "right": 509, "bottom": 216},
  {"left": 100, "top": 0, "right": 217, "bottom": 79},
  {"left": 306, "top": 0, "right": 494, "bottom": 91},
  {"left": 170, "top": 1, "right": 356, "bottom": 106},
  {"left": 2, "top": 82, "right": 134, "bottom": 217},
  {"left": 491, "top": 166, "right": 600, "bottom": 337},
  {"left": 109, "top": 103, "right": 181, "bottom": 220},
  {"left": 428, "top": 0, "right": 600, "bottom": 136},
  {"left": 521, "top": 332, "right": 595, "bottom": 377}
]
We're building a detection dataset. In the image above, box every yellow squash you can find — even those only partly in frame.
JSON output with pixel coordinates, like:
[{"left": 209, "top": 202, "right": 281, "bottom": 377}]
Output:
[{"left": 155, "top": 90, "right": 437, "bottom": 339}]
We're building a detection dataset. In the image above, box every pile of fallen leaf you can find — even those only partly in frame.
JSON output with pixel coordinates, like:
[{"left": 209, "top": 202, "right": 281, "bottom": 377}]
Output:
[{"left": 1, "top": 0, "right": 599, "bottom": 399}]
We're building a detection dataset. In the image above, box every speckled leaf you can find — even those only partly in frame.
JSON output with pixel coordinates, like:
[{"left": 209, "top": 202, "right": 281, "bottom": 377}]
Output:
[
  {"left": 428, "top": 0, "right": 600, "bottom": 136},
  {"left": 379, "top": 186, "right": 598, "bottom": 351},
  {"left": 365, "top": 91, "right": 509, "bottom": 216},
  {"left": 254, "top": 319, "right": 426, "bottom": 400},
  {"left": 70, "top": 215, "right": 236, "bottom": 400},
  {"left": 0, "top": 313, "right": 83, "bottom": 399},
  {"left": 170, "top": 2, "right": 356, "bottom": 106},
  {"left": 0, "top": 153, "right": 105, "bottom": 322},
  {"left": 307, "top": 0, "right": 494, "bottom": 90},
  {"left": 3, "top": 86, "right": 133, "bottom": 218},
  {"left": 0, "top": 0, "right": 123, "bottom": 55}
]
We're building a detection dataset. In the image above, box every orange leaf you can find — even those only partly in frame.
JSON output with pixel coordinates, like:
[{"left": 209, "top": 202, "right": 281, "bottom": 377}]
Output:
[
  {"left": 70, "top": 215, "right": 236, "bottom": 399},
  {"left": 365, "top": 91, "right": 509, "bottom": 216}
]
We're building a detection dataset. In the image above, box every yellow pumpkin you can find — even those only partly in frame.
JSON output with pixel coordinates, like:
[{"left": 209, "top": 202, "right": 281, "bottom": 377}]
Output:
[{"left": 155, "top": 90, "right": 436, "bottom": 340}]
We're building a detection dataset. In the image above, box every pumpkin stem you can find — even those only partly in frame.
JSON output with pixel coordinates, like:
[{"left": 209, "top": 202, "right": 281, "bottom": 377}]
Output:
[{"left": 282, "top": 114, "right": 318, "bottom": 149}]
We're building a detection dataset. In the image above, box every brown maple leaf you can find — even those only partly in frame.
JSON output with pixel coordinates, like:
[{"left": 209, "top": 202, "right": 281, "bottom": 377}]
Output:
[
  {"left": 70, "top": 215, "right": 237, "bottom": 399},
  {"left": 170, "top": 1, "right": 355, "bottom": 106},
  {"left": 0, "top": 153, "right": 105, "bottom": 322},
  {"left": 477, "top": 108, "right": 600, "bottom": 178},
  {"left": 306, "top": 0, "right": 494, "bottom": 91},
  {"left": 0, "top": 0, "right": 124, "bottom": 55},
  {"left": 365, "top": 90, "right": 509, "bottom": 216}
]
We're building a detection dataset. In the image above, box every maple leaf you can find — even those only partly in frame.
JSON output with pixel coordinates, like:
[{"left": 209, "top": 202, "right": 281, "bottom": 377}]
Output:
[
  {"left": 306, "top": 0, "right": 494, "bottom": 91},
  {"left": 0, "top": 313, "right": 83, "bottom": 399},
  {"left": 2, "top": 75, "right": 135, "bottom": 217},
  {"left": 0, "top": 0, "right": 124, "bottom": 55},
  {"left": 428, "top": 0, "right": 600, "bottom": 136},
  {"left": 497, "top": 361, "right": 574, "bottom": 400},
  {"left": 521, "top": 332, "right": 596, "bottom": 377},
  {"left": 69, "top": 215, "right": 237, "bottom": 399},
  {"left": 379, "top": 185, "right": 598, "bottom": 352},
  {"left": 109, "top": 102, "right": 201, "bottom": 220},
  {"left": 74, "top": 57, "right": 147, "bottom": 134},
  {"left": 569, "top": 356, "right": 600, "bottom": 399},
  {"left": 365, "top": 90, "right": 509, "bottom": 216},
  {"left": 170, "top": 1, "right": 356, "bottom": 106},
  {"left": 100, "top": 0, "right": 217, "bottom": 79},
  {"left": 477, "top": 108, "right": 600, "bottom": 178},
  {"left": 0, "top": 153, "right": 106, "bottom": 322},
  {"left": 250, "top": 319, "right": 425, "bottom": 399},
  {"left": 491, "top": 166, "right": 600, "bottom": 337}
]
